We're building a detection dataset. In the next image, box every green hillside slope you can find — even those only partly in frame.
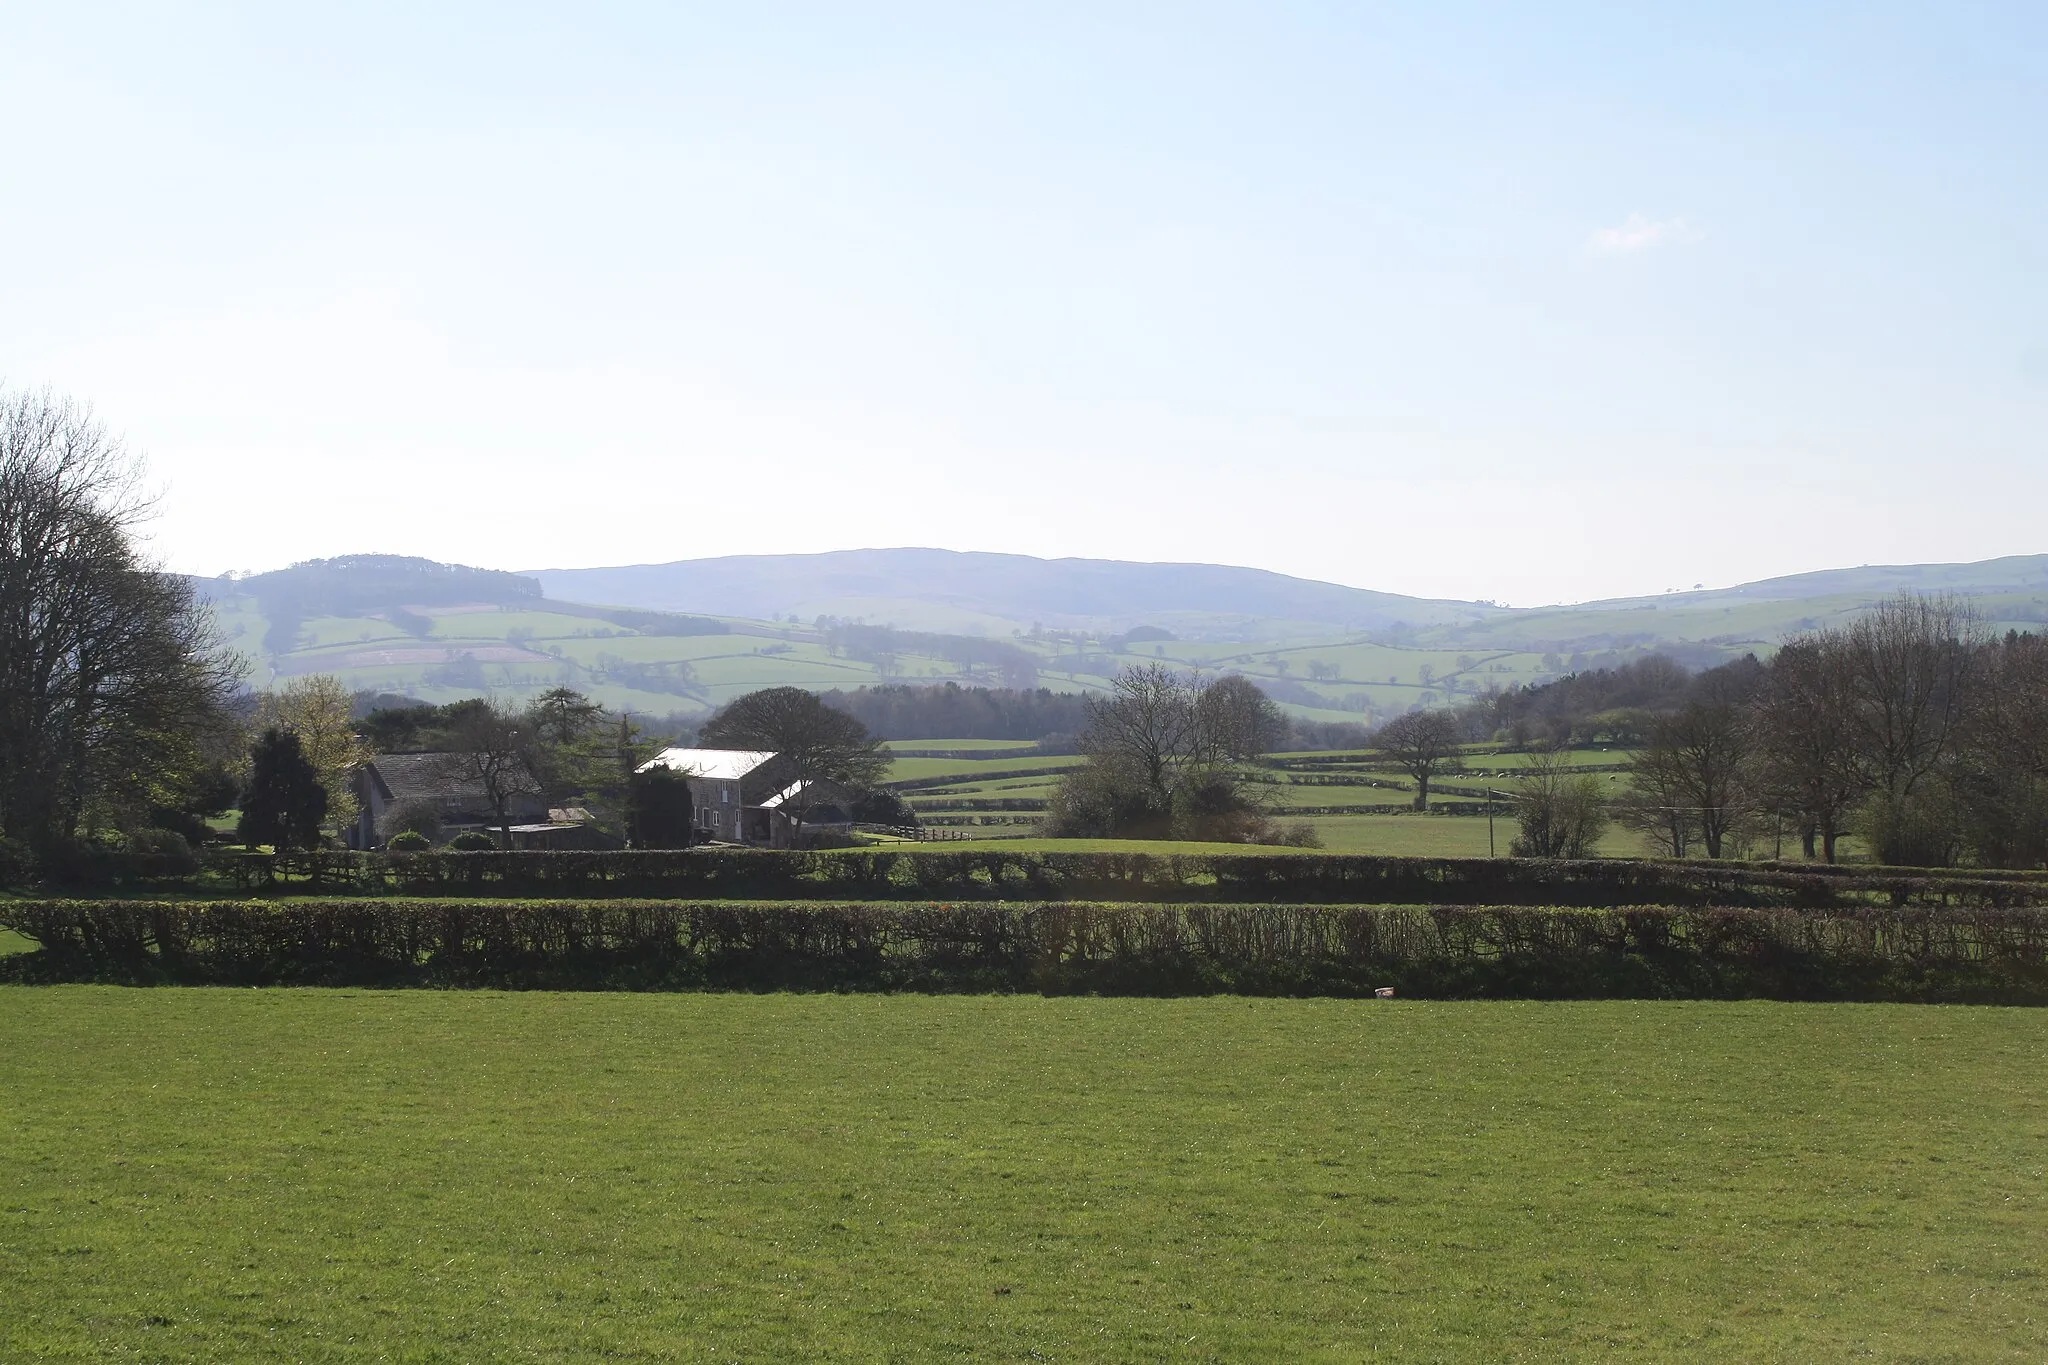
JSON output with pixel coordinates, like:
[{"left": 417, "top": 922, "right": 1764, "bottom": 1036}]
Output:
[{"left": 199, "top": 552, "right": 2048, "bottom": 721}]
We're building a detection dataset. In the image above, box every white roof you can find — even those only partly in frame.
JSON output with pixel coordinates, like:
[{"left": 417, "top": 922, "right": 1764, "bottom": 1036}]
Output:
[{"left": 637, "top": 747, "right": 777, "bottom": 781}]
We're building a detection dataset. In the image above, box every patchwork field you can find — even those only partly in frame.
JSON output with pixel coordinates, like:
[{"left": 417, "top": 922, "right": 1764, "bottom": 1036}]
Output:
[
  {"left": 887, "top": 743, "right": 1660, "bottom": 857},
  {"left": 210, "top": 588, "right": 1589, "bottom": 722},
  {"left": 3, "top": 990, "right": 2042, "bottom": 1361}
]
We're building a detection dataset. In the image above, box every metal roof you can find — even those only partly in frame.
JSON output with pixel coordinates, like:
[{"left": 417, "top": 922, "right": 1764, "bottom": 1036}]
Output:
[{"left": 637, "top": 747, "right": 778, "bottom": 781}]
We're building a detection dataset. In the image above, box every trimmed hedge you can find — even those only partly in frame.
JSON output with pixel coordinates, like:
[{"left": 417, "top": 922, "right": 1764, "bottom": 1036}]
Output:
[
  {"left": 6, "top": 898, "right": 2048, "bottom": 1001},
  {"left": 193, "top": 849, "right": 2048, "bottom": 909}
]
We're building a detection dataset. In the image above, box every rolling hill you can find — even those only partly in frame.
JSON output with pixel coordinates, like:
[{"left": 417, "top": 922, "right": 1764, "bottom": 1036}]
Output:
[
  {"left": 195, "top": 550, "right": 2048, "bottom": 724},
  {"left": 523, "top": 548, "right": 1502, "bottom": 639}
]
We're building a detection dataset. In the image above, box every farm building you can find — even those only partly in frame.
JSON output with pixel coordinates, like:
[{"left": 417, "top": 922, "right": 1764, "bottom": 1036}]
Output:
[
  {"left": 351, "top": 752, "right": 559, "bottom": 849},
  {"left": 634, "top": 748, "right": 853, "bottom": 847}
]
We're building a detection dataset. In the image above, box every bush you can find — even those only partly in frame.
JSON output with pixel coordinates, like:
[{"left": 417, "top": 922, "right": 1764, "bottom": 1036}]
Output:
[
  {"left": 1864, "top": 789, "right": 1967, "bottom": 868},
  {"left": 387, "top": 831, "right": 431, "bottom": 852},
  {"left": 447, "top": 830, "right": 497, "bottom": 851},
  {"left": 1511, "top": 752, "right": 1609, "bottom": 858},
  {"left": 145, "top": 806, "right": 216, "bottom": 848},
  {"left": 1276, "top": 820, "right": 1325, "bottom": 849},
  {"left": 127, "top": 828, "right": 199, "bottom": 875}
]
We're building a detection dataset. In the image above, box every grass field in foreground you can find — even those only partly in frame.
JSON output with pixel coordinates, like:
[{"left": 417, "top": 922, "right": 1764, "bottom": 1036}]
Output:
[{"left": 4, "top": 992, "right": 2044, "bottom": 1361}]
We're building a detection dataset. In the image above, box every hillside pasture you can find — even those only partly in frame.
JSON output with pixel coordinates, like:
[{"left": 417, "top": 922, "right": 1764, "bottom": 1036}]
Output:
[{"left": 209, "top": 586, "right": 1606, "bottom": 722}]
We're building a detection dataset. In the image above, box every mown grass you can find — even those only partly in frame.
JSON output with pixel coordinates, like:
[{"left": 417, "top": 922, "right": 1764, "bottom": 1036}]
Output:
[{"left": 3, "top": 991, "right": 2044, "bottom": 1361}]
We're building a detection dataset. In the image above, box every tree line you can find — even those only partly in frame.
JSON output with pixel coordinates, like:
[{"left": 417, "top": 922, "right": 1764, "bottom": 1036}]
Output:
[
  {"left": 1612, "top": 597, "right": 2048, "bottom": 866},
  {"left": 1412, "top": 597, "right": 2047, "bottom": 867}
]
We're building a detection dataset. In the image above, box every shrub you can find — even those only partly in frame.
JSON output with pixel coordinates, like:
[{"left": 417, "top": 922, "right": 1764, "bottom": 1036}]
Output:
[
  {"left": 1863, "top": 789, "right": 1967, "bottom": 868},
  {"left": 1511, "top": 751, "right": 1609, "bottom": 858},
  {"left": 1276, "top": 820, "right": 1325, "bottom": 849},
  {"left": 447, "top": 830, "right": 497, "bottom": 851},
  {"left": 387, "top": 831, "right": 431, "bottom": 852},
  {"left": 127, "top": 828, "right": 199, "bottom": 875}
]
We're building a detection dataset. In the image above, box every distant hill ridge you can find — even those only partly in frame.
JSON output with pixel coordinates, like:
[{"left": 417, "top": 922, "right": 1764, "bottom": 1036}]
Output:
[
  {"left": 187, "top": 548, "right": 2048, "bottom": 719},
  {"left": 1569, "top": 554, "right": 2048, "bottom": 611},
  {"left": 199, "top": 555, "right": 543, "bottom": 616},
  {"left": 523, "top": 548, "right": 1499, "bottom": 639},
  {"left": 525, "top": 547, "right": 2048, "bottom": 640}
]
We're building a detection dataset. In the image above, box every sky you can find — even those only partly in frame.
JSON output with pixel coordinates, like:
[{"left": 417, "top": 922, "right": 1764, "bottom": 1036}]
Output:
[{"left": 2, "top": 1, "right": 2043, "bottom": 607}]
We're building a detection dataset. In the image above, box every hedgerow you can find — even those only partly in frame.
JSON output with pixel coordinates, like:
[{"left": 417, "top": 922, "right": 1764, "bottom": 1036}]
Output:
[
  {"left": 6, "top": 898, "right": 2046, "bottom": 1001},
  {"left": 123, "top": 848, "right": 2048, "bottom": 909}
]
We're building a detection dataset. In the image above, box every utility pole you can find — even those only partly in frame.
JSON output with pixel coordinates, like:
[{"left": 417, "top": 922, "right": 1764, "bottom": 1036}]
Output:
[{"left": 1486, "top": 790, "right": 1513, "bottom": 857}]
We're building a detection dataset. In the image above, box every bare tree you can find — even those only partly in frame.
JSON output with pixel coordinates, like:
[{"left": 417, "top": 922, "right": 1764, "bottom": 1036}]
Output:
[
  {"left": 1949, "top": 631, "right": 2048, "bottom": 868},
  {"left": 1510, "top": 747, "right": 1609, "bottom": 859},
  {"left": 1750, "top": 638, "right": 1862, "bottom": 861},
  {"left": 1833, "top": 593, "right": 1982, "bottom": 864},
  {"left": 1624, "top": 664, "right": 1760, "bottom": 859},
  {"left": 1192, "top": 673, "right": 1288, "bottom": 765},
  {"left": 446, "top": 701, "right": 543, "bottom": 846},
  {"left": 1051, "top": 665, "right": 1286, "bottom": 841},
  {"left": 1077, "top": 663, "right": 1198, "bottom": 813},
  {"left": 0, "top": 388, "right": 239, "bottom": 855},
  {"left": 1613, "top": 749, "right": 1696, "bottom": 858},
  {"left": 1836, "top": 593, "right": 1981, "bottom": 800},
  {"left": 1373, "top": 710, "right": 1465, "bottom": 810}
]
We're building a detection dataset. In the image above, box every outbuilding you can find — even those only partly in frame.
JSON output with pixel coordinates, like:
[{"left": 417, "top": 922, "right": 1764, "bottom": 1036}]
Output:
[{"left": 635, "top": 747, "right": 853, "bottom": 847}]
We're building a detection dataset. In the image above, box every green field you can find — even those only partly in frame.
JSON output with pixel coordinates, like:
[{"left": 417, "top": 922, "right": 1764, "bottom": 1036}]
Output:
[
  {"left": 885, "top": 754, "right": 1088, "bottom": 784},
  {"left": 213, "top": 593, "right": 1590, "bottom": 721},
  {"left": 1297, "top": 812, "right": 1653, "bottom": 857},
  {"left": 3, "top": 990, "right": 2042, "bottom": 1361},
  {"left": 880, "top": 738, "right": 1043, "bottom": 753},
  {"left": 886, "top": 744, "right": 1663, "bottom": 856}
]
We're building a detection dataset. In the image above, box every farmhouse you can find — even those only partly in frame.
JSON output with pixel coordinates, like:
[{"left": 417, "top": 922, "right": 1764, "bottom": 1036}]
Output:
[{"left": 635, "top": 747, "right": 853, "bottom": 847}]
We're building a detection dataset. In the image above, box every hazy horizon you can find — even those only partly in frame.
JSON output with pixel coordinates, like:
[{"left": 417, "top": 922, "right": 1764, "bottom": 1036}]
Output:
[
  {"left": 6, "top": 3, "right": 2043, "bottom": 604},
  {"left": 198, "top": 542, "right": 2046, "bottom": 616}
]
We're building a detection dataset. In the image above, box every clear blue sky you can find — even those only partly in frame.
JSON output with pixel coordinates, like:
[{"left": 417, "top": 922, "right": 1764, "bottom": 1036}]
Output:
[{"left": 3, "top": 2, "right": 2042, "bottom": 605}]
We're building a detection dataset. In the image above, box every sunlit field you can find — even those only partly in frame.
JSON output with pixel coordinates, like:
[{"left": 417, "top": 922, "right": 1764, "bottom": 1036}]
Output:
[{"left": 4, "top": 990, "right": 2043, "bottom": 1361}]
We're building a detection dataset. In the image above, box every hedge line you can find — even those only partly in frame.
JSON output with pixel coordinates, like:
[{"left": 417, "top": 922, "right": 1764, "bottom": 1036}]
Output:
[
  {"left": 6, "top": 899, "right": 2047, "bottom": 1001},
  {"left": 215, "top": 849, "right": 2048, "bottom": 908},
  {"left": 28, "top": 848, "right": 2048, "bottom": 909}
]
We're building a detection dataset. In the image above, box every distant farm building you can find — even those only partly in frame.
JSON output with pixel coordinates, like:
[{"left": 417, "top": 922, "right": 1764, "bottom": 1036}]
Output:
[
  {"left": 352, "top": 754, "right": 615, "bottom": 850},
  {"left": 635, "top": 748, "right": 852, "bottom": 848}
]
